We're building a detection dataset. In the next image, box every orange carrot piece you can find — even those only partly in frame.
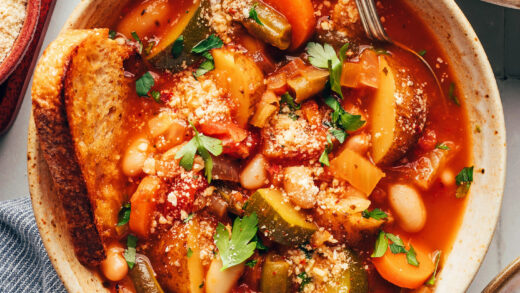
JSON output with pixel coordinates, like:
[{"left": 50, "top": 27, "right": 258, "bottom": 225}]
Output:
[
  {"left": 341, "top": 49, "right": 380, "bottom": 88},
  {"left": 372, "top": 241, "right": 435, "bottom": 289},
  {"left": 129, "top": 176, "right": 163, "bottom": 238},
  {"left": 263, "top": 0, "right": 316, "bottom": 50}
]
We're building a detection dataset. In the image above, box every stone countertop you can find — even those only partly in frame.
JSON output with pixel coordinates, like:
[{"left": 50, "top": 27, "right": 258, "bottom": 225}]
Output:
[{"left": 0, "top": 0, "right": 518, "bottom": 291}]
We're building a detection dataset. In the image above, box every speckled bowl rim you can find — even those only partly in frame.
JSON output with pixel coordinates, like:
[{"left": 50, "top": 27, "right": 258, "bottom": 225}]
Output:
[
  {"left": 0, "top": 0, "right": 40, "bottom": 84},
  {"left": 27, "top": 0, "right": 506, "bottom": 292}
]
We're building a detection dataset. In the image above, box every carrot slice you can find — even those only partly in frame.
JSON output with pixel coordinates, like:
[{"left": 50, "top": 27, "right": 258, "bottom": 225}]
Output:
[
  {"left": 372, "top": 241, "right": 435, "bottom": 289},
  {"left": 263, "top": 0, "right": 316, "bottom": 50},
  {"left": 129, "top": 176, "right": 163, "bottom": 238}
]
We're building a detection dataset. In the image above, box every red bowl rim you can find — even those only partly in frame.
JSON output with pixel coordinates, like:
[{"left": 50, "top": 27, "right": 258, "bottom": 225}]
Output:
[{"left": 0, "top": 0, "right": 41, "bottom": 84}]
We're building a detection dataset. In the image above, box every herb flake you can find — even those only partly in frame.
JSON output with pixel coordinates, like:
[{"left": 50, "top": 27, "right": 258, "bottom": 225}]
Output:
[
  {"left": 248, "top": 3, "right": 263, "bottom": 26},
  {"left": 135, "top": 72, "right": 155, "bottom": 97},
  {"left": 124, "top": 234, "right": 138, "bottom": 269},
  {"left": 426, "top": 251, "right": 442, "bottom": 286},
  {"left": 455, "top": 166, "right": 474, "bottom": 198},
  {"left": 297, "top": 272, "right": 312, "bottom": 292},
  {"left": 371, "top": 230, "right": 388, "bottom": 258},
  {"left": 131, "top": 31, "right": 143, "bottom": 54},
  {"left": 116, "top": 203, "right": 131, "bottom": 226},
  {"left": 245, "top": 259, "right": 258, "bottom": 268},
  {"left": 436, "top": 143, "right": 450, "bottom": 150},
  {"left": 448, "top": 82, "right": 460, "bottom": 106},
  {"left": 362, "top": 208, "right": 388, "bottom": 220},
  {"left": 171, "top": 35, "right": 184, "bottom": 58},
  {"left": 214, "top": 213, "right": 258, "bottom": 270}
]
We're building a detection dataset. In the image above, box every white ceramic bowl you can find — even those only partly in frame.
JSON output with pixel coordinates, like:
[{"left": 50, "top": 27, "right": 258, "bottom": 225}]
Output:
[{"left": 27, "top": 0, "right": 506, "bottom": 292}]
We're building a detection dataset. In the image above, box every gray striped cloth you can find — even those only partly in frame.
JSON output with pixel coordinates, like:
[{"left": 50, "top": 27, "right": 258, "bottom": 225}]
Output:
[{"left": 0, "top": 197, "right": 66, "bottom": 293}]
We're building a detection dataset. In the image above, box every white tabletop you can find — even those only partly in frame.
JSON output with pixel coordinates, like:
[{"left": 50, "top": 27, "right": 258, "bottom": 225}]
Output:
[{"left": 0, "top": 0, "right": 518, "bottom": 291}]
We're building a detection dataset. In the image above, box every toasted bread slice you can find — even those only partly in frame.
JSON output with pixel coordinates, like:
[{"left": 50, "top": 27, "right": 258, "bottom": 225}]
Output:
[
  {"left": 64, "top": 29, "right": 135, "bottom": 244},
  {"left": 32, "top": 29, "right": 106, "bottom": 266}
]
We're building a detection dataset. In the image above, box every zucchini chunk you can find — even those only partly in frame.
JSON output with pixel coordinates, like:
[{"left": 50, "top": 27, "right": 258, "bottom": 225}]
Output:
[
  {"left": 245, "top": 188, "right": 317, "bottom": 246},
  {"left": 129, "top": 254, "right": 165, "bottom": 293},
  {"left": 146, "top": 0, "right": 211, "bottom": 70},
  {"left": 261, "top": 254, "right": 290, "bottom": 293},
  {"left": 325, "top": 249, "right": 368, "bottom": 293}
]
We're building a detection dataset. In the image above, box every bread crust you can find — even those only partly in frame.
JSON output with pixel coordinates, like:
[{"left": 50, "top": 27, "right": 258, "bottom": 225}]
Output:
[{"left": 31, "top": 29, "right": 108, "bottom": 266}]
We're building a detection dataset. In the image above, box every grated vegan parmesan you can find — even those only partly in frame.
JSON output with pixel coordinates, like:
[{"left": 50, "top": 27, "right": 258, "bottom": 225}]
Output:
[{"left": 0, "top": 0, "right": 27, "bottom": 64}]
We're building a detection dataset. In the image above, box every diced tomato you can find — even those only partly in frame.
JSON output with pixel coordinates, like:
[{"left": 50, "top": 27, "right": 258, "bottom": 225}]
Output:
[
  {"left": 221, "top": 130, "right": 260, "bottom": 158},
  {"left": 231, "top": 284, "right": 256, "bottom": 293},
  {"left": 341, "top": 49, "right": 380, "bottom": 88},
  {"left": 417, "top": 128, "right": 437, "bottom": 151},
  {"left": 198, "top": 122, "right": 248, "bottom": 142},
  {"left": 159, "top": 173, "right": 207, "bottom": 221},
  {"left": 301, "top": 100, "right": 321, "bottom": 126}
]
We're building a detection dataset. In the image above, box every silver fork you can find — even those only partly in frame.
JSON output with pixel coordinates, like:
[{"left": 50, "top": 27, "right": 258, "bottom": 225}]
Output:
[{"left": 355, "top": 0, "right": 443, "bottom": 94}]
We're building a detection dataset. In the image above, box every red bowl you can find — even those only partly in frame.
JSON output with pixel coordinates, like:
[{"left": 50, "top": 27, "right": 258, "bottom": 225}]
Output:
[{"left": 0, "top": 0, "right": 40, "bottom": 84}]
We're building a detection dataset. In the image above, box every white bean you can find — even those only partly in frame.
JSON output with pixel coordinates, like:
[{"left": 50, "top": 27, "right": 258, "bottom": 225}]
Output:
[
  {"left": 100, "top": 244, "right": 128, "bottom": 282},
  {"left": 283, "top": 166, "right": 318, "bottom": 209},
  {"left": 122, "top": 138, "right": 150, "bottom": 177},
  {"left": 148, "top": 112, "right": 175, "bottom": 138},
  {"left": 440, "top": 169, "right": 455, "bottom": 187},
  {"left": 346, "top": 133, "right": 370, "bottom": 155},
  {"left": 205, "top": 257, "right": 244, "bottom": 293},
  {"left": 388, "top": 184, "right": 427, "bottom": 233},
  {"left": 240, "top": 154, "right": 268, "bottom": 190}
]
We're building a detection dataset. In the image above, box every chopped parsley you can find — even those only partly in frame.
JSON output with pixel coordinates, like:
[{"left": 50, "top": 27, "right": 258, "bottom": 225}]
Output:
[
  {"left": 253, "top": 234, "right": 268, "bottom": 251},
  {"left": 171, "top": 35, "right": 184, "bottom": 58},
  {"left": 116, "top": 203, "right": 131, "bottom": 226},
  {"left": 455, "top": 166, "right": 474, "bottom": 198},
  {"left": 448, "top": 82, "right": 460, "bottom": 106},
  {"left": 187, "top": 247, "right": 193, "bottom": 258},
  {"left": 299, "top": 243, "right": 314, "bottom": 260},
  {"left": 249, "top": 3, "right": 263, "bottom": 26},
  {"left": 214, "top": 213, "right": 258, "bottom": 270},
  {"left": 131, "top": 31, "right": 143, "bottom": 54},
  {"left": 135, "top": 72, "right": 155, "bottom": 97},
  {"left": 245, "top": 259, "right": 258, "bottom": 268},
  {"left": 362, "top": 208, "right": 388, "bottom": 220},
  {"left": 418, "top": 49, "right": 427, "bottom": 57},
  {"left": 329, "top": 128, "right": 346, "bottom": 143},
  {"left": 190, "top": 34, "right": 223, "bottom": 78},
  {"left": 426, "top": 251, "right": 442, "bottom": 286},
  {"left": 150, "top": 90, "right": 161, "bottom": 103},
  {"left": 324, "top": 95, "right": 365, "bottom": 135},
  {"left": 199, "top": 282, "right": 204, "bottom": 289},
  {"left": 319, "top": 134, "right": 333, "bottom": 166},
  {"left": 143, "top": 41, "right": 154, "bottom": 55},
  {"left": 191, "top": 34, "right": 224, "bottom": 54},
  {"left": 175, "top": 122, "right": 223, "bottom": 183},
  {"left": 371, "top": 231, "right": 420, "bottom": 267},
  {"left": 435, "top": 143, "right": 450, "bottom": 150},
  {"left": 124, "top": 234, "right": 138, "bottom": 269},
  {"left": 306, "top": 42, "right": 346, "bottom": 98},
  {"left": 183, "top": 213, "right": 194, "bottom": 223},
  {"left": 108, "top": 30, "right": 117, "bottom": 39},
  {"left": 279, "top": 92, "right": 301, "bottom": 120},
  {"left": 193, "top": 59, "right": 215, "bottom": 78},
  {"left": 297, "top": 272, "right": 312, "bottom": 292}
]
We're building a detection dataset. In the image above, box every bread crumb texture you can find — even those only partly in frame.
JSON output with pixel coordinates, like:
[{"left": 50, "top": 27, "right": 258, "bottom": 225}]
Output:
[{"left": 0, "top": 0, "right": 27, "bottom": 64}]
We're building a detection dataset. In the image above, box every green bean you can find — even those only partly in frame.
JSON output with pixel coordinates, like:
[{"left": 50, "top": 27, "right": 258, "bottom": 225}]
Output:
[{"left": 241, "top": 2, "right": 292, "bottom": 50}]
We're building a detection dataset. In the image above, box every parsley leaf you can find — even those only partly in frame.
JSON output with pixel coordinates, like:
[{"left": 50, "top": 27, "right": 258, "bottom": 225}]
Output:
[
  {"left": 426, "top": 251, "right": 442, "bottom": 286},
  {"left": 108, "top": 30, "right": 117, "bottom": 39},
  {"left": 299, "top": 243, "right": 314, "bottom": 259},
  {"left": 324, "top": 96, "right": 365, "bottom": 132},
  {"left": 171, "top": 35, "right": 184, "bottom": 58},
  {"left": 194, "top": 59, "right": 215, "bottom": 78},
  {"left": 150, "top": 90, "right": 161, "bottom": 103},
  {"left": 371, "top": 230, "right": 388, "bottom": 257},
  {"left": 406, "top": 244, "right": 420, "bottom": 267},
  {"left": 448, "top": 82, "right": 460, "bottom": 106},
  {"left": 249, "top": 3, "right": 263, "bottom": 26},
  {"left": 319, "top": 134, "right": 333, "bottom": 166},
  {"left": 329, "top": 128, "right": 347, "bottom": 143},
  {"left": 187, "top": 247, "right": 193, "bottom": 258},
  {"left": 279, "top": 92, "right": 301, "bottom": 120},
  {"left": 436, "top": 143, "right": 450, "bottom": 150},
  {"left": 245, "top": 259, "right": 258, "bottom": 268},
  {"left": 124, "top": 234, "right": 138, "bottom": 269},
  {"left": 116, "top": 203, "right": 131, "bottom": 226},
  {"left": 136, "top": 72, "right": 155, "bottom": 97},
  {"left": 306, "top": 42, "right": 345, "bottom": 98},
  {"left": 297, "top": 272, "right": 312, "bottom": 292},
  {"left": 131, "top": 31, "right": 143, "bottom": 54},
  {"left": 191, "top": 34, "right": 223, "bottom": 54},
  {"left": 175, "top": 123, "right": 223, "bottom": 182},
  {"left": 362, "top": 208, "right": 388, "bottom": 220},
  {"left": 418, "top": 50, "right": 427, "bottom": 57},
  {"left": 214, "top": 213, "right": 258, "bottom": 270},
  {"left": 144, "top": 41, "right": 154, "bottom": 56},
  {"left": 253, "top": 234, "right": 268, "bottom": 251},
  {"left": 455, "top": 166, "right": 474, "bottom": 198}
]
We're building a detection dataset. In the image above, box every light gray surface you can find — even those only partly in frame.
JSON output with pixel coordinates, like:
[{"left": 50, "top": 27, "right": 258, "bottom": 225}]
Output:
[{"left": 0, "top": 0, "right": 518, "bottom": 292}]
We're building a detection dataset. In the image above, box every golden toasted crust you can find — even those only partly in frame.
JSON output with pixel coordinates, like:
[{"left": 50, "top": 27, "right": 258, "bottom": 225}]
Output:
[
  {"left": 64, "top": 30, "right": 135, "bottom": 244},
  {"left": 31, "top": 29, "right": 106, "bottom": 266}
]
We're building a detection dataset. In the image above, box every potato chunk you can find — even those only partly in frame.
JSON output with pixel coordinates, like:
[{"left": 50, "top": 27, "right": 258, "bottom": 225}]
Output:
[{"left": 370, "top": 56, "right": 427, "bottom": 165}]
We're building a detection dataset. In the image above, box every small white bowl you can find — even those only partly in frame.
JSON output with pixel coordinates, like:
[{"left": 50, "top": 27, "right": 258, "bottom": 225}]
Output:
[{"left": 27, "top": 0, "right": 506, "bottom": 292}]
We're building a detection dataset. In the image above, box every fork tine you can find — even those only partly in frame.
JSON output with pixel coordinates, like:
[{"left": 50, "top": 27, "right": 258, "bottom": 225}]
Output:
[
  {"left": 365, "top": 0, "right": 391, "bottom": 42},
  {"left": 355, "top": 0, "right": 391, "bottom": 42}
]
